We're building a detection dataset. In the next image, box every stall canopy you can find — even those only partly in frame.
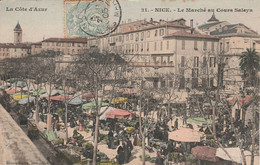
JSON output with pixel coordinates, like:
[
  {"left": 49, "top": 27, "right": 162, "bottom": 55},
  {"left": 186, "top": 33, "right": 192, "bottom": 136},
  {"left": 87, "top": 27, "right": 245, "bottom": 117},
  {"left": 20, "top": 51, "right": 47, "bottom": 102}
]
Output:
[
  {"left": 106, "top": 109, "right": 133, "bottom": 119},
  {"left": 46, "top": 95, "right": 73, "bottom": 102},
  {"left": 66, "top": 97, "right": 86, "bottom": 105},
  {"left": 99, "top": 107, "right": 115, "bottom": 120},
  {"left": 111, "top": 97, "right": 128, "bottom": 104},
  {"left": 13, "top": 94, "right": 29, "bottom": 101},
  {"left": 12, "top": 92, "right": 26, "bottom": 97},
  {"left": 32, "top": 88, "right": 46, "bottom": 96},
  {"left": 82, "top": 101, "right": 109, "bottom": 110},
  {"left": 169, "top": 128, "right": 206, "bottom": 142},
  {"left": 187, "top": 118, "right": 212, "bottom": 125},
  {"left": 22, "top": 85, "right": 35, "bottom": 91},
  {"left": 40, "top": 90, "right": 58, "bottom": 98},
  {"left": 12, "top": 81, "right": 27, "bottom": 88},
  {"left": 18, "top": 96, "right": 36, "bottom": 105},
  {"left": 82, "top": 92, "right": 95, "bottom": 100},
  {"left": 5, "top": 88, "right": 20, "bottom": 95},
  {"left": 191, "top": 146, "right": 220, "bottom": 162},
  {"left": 216, "top": 148, "right": 251, "bottom": 164}
]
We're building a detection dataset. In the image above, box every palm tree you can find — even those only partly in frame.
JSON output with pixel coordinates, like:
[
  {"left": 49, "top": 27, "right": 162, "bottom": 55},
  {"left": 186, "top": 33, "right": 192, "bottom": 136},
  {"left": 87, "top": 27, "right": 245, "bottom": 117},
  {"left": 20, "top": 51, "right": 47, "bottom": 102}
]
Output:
[{"left": 239, "top": 48, "right": 260, "bottom": 87}]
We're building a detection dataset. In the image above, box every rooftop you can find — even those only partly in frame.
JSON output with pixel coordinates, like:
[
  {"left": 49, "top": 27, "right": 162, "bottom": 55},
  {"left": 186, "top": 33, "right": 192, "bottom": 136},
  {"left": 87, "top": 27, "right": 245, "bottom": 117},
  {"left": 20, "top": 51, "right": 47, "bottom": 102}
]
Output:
[
  {"left": 14, "top": 22, "right": 22, "bottom": 31},
  {"left": 198, "top": 21, "right": 225, "bottom": 30},
  {"left": 210, "top": 23, "right": 259, "bottom": 37},
  {"left": 164, "top": 30, "right": 219, "bottom": 39},
  {"left": 0, "top": 43, "right": 31, "bottom": 49},
  {"left": 207, "top": 13, "right": 219, "bottom": 22}
]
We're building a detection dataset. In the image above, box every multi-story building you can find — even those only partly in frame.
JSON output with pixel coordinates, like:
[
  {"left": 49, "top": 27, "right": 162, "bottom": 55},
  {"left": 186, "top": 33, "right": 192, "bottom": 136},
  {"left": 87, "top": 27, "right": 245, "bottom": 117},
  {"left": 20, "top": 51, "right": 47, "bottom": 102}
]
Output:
[
  {"left": 199, "top": 14, "right": 260, "bottom": 88},
  {"left": 0, "top": 22, "right": 31, "bottom": 60},
  {"left": 88, "top": 18, "right": 219, "bottom": 90},
  {"left": 31, "top": 42, "right": 42, "bottom": 55},
  {"left": 41, "top": 38, "right": 88, "bottom": 55}
]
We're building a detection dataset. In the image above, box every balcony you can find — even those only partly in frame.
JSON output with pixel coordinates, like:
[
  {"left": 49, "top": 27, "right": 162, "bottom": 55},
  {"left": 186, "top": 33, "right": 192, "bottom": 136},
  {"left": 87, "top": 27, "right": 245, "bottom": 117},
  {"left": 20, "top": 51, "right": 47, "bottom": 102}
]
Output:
[{"left": 128, "top": 62, "right": 174, "bottom": 68}]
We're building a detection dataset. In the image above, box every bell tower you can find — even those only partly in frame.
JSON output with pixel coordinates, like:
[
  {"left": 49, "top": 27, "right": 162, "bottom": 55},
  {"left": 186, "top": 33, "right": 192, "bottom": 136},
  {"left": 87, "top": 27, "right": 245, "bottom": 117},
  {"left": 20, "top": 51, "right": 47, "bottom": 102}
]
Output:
[{"left": 14, "top": 21, "right": 22, "bottom": 44}]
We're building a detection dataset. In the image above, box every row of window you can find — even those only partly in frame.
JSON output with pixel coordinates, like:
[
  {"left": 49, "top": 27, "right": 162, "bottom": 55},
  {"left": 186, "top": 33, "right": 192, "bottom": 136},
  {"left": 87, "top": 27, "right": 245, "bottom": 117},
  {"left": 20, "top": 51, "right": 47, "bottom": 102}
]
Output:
[
  {"left": 152, "top": 77, "right": 215, "bottom": 89},
  {"left": 153, "top": 79, "right": 173, "bottom": 88},
  {"left": 45, "top": 42, "right": 86, "bottom": 47},
  {"left": 152, "top": 56, "right": 172, "bottom": 64},
  {"left": 113, "top": 41, "right": 171, "bottom": 53},
  {"left": 0, "top": 53, "right": 9, "bottom": 56},
  {"left": 46, "top": 48, "right": 82, "bottom": 54},
  {"left": 0, "top": 48, "right": 9, "bottom": 51},
  {"left": 180, "top": 56, "right": 217, "bottom": 68},
  {"left": 105, "top": 28, "right": 165, "bottom": 44},
  {"left": 181, "top": 40, "right": 216, "bottom": 51}
]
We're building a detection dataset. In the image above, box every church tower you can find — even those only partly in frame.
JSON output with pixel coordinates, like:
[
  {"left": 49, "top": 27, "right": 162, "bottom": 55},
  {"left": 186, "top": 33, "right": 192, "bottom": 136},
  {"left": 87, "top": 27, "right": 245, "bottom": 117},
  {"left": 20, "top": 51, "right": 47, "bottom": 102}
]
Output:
[{"left": 14, "top": 21, "right": 22, "bottom": 44}]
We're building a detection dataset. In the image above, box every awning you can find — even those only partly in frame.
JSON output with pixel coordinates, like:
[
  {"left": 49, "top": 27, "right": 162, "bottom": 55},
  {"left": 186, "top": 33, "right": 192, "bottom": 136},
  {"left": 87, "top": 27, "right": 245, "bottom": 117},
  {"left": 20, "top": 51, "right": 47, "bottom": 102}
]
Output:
[
  {"left": 82, "top": 92, "right": 95, "bottom": 100},
  {"left": 5, "top": 88, "right": 20, "bottom": 95},
  {"left": 12, "top": 81, "right": 27, "bottom": 88},
  {"left": 106, "top": 109, "right": 133, "bottom": 119},
  {"left": 169, "top": 128, "right": 206, "bottom": 142},
  {"left": 18, "top": 96, "right": 36, "bottom": 104},
  {"left": 111, "top": 97, "right": 128, "bottom": 104},
  {"left": 99, "top": 107, "right": 115, "bottom": 120},
  {"left": 32, "top": 88, "right": 46, "bottom": 96},
  {"left": 13, "top": 95, "right": 29, "bottom": 101},
  {"left": 191, "top": 146, "right": 220, "bottom": 162},
  {"left": 187, "top": 118, "right": 212, "bottom": 125},
  {"left": 46, "top": 95, "right": 73, "bottom": 102},
  {"left": 66, "top": 97, "right": 86, "bottom": 105},
  {"left": 216, "top": 148, "right": 251, "bottom": 164},
  {"left": 82, "top": 101, "right": 109, "bottom": 110},
  {"left": 40, "top": 90, "right": 58, "bottom": 98}
]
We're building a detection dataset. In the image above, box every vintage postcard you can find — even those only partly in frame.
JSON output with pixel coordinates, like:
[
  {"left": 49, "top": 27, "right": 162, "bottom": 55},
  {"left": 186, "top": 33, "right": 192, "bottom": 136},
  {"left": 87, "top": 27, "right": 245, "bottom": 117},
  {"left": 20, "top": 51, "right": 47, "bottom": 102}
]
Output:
[{"left": 0, "top": 0, "right": 259, "bottom": 165}]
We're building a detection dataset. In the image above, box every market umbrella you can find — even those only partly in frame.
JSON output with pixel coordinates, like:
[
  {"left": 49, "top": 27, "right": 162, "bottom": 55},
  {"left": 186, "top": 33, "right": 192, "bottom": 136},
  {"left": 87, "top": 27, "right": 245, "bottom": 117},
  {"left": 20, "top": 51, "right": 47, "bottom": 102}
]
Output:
[
  {"left": 56, "top": 89, "right": 65, "bottom": 95},
  {"left": 106, "top": 108, "right": 133, "bottom": 119},
  {"left": 82, "top": 92, "right": 95, "bottom": 100},
  {"left": 12, "top": 92, "right": 27, "bottom": 97},
  {"left": 46, "top": 95, "right": 73, "bottom": 102},
  {"left": 187, "top": 117, "right": 212, "bottom": 125},
  {"left": 216, "top": 148, "right": 251, "bottom": 164},
  {"left": 13, "top": 94, "right": 29, "bottom": 101},
  {"left": 191, "top": 146, "right": 220, "bottom": 162},
  {"left": 66, "top": 97, "right": 86, "bottom": 105},
  {"left": 32, "top": 88, "right": 46, "bottom": 96},
  {"left": 5, "top": 88, "right": 20, "bottom": 95},
  {"left": 111, "top": 97, "right": 128, "bottom": 104},
  {"left": 18, "top": 96, "right": 36, "bottom": 105},
  {"left": 99, "top": 107, "right": 115, "bottom": 120},
  {"left": 40, "top": 90, "right": 58, "bottom": 98},
  {"left": 82, "top": 101, "right": 109, "bottom": 110},
  {"left": 169, "top": 128, "right": 206, "bottom": 142},
  {"left": 12, "top": 81, "right": 27, "bottom": 88}
]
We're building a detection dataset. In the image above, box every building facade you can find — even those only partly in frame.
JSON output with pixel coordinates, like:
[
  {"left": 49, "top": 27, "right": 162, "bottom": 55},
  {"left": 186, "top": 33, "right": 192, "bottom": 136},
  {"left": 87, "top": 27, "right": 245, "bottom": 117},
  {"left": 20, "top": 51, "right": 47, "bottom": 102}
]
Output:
[
  {"left": 41, "top": 38, "right": 88, "bottom": 55},
  {"left": 88, "top": 18, "right": 220, "bottom": 90},
  {"left": 199, "top": 14, "right": 260, "bottom": 89}
]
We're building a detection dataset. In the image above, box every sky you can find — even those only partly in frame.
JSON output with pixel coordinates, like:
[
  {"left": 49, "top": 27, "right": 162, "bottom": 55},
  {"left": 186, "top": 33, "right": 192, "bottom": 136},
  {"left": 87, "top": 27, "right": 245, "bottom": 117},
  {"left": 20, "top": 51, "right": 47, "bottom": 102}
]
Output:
[{"left": 0, "top": 0, "right": 259, "bottom": 43}]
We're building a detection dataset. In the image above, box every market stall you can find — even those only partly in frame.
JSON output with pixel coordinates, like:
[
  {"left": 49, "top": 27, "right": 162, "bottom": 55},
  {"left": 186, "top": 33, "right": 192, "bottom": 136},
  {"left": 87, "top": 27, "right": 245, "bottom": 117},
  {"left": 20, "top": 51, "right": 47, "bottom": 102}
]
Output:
[
  {"left": 191, "top": 146, "right": 220, "bottom": 162},
  {"left": 169, "top": 128, "right": 206, "bottom": 142},
  {"left": 106, "top": 108, "right": 134, "bottom": 119}
]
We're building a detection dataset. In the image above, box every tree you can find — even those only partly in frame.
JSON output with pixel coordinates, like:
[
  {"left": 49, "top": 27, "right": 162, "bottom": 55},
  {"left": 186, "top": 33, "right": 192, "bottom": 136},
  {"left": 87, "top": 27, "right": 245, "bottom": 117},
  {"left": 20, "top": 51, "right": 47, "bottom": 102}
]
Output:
[
  {"left": 73, "top": 49, "right": 128, "bottom": 165},
  {"left": 239, "top": 48, "right": 260, "bottom": 87}
]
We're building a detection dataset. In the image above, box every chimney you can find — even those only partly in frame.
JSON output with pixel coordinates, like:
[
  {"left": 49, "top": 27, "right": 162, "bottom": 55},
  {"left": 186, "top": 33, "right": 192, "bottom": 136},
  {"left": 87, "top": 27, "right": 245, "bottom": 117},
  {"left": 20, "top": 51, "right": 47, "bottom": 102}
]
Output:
[{"left": 190, "top": 19, "right": 194, "bottom": 34}]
